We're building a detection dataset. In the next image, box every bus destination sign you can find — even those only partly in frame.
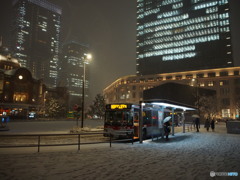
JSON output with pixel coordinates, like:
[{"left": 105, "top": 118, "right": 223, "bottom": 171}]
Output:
[{"left": 110, "top": 104, "right": 128, "bottom": 109}]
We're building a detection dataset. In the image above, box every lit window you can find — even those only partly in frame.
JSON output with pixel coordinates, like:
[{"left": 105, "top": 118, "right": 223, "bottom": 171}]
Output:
[
  {"left": 208, "top": 81, "right": 214, "bottom": 86},
  {"left": 200, "top": 82, "right": 205, "bottom": 87}
]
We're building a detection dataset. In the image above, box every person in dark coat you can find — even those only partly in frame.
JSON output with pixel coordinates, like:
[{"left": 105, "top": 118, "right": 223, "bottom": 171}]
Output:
[
  {"left": 211, "top": 119, "right": 215, "bottom": 132},
  {"left": 195, "top": 117, "right": 200, "bottom": 132},
  {"left": 225, "top": 119, "right": 229, "bottom": 127},
  {"left": 192, "top": 118, "right": 196, "bottom": 129},
  {"left": 205, "top": 118, "right": 210, "bottom": 131},
  {"left": 164, "top": 121, "right": 171, "bottom": 141}
]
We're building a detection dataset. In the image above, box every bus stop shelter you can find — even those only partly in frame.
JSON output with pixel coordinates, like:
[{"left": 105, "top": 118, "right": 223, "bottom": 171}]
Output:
[{"left": 139, "top": 99, "right": 196, "bottom": 143}]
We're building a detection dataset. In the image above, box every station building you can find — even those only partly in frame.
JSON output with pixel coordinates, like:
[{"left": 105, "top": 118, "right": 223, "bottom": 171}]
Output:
[
  {"left": 0, "top": 54, "right": 44, "bottom": 118},
  {"left": 0, "top": 54, "right": 69, "bottom": 119},
  {"left": 103, "top": 66, "right": 240, "bottom": 119}
]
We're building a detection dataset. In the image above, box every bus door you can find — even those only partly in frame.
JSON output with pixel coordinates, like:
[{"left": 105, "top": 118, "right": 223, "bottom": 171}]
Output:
[
  {"left": 133, "top": 109, "right": 140, "bottom": 138},
  {"left": 151, "top": 110, "right": 160, "bottom": 137}
]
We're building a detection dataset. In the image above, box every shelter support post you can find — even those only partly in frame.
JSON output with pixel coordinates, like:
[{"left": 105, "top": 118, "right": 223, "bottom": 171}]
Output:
[
  {"left": 139, "top": 102, "right": 144, "bottom": 143},
  {"left": 182, "top": 110, "right": 186, "bottom": 133}
]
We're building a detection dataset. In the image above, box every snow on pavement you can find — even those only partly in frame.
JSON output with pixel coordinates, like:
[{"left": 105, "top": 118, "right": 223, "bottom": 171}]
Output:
[{"left": 0, "top": 123, "right": 240, "bottom": 180}]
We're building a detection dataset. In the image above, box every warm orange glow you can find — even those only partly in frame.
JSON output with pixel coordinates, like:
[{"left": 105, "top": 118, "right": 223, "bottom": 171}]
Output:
[{"left": 13, "top": 93, "right": 27, "bottom": 102}]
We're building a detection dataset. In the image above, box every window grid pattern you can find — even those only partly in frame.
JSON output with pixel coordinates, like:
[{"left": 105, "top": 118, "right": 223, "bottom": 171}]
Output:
[{"left": 137, "top": 0, "right": 231, "bottom": 61}]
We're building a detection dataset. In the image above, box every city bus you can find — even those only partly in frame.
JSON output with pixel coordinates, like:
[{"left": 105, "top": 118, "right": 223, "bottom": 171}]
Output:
[{"left": 104, "top": 103, "right": 162, "bottom": 139}]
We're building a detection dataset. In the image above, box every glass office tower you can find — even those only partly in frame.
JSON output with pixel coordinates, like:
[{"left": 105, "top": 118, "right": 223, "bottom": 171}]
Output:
[
  {"left": 12, "top": 0, "right": 61, "bottom": 87},
  {"left": 59, "top": 41, "right": 90, "bottom": 107},
  {"left": 136, "top": 0, "right": 235, "bottom": 75}
]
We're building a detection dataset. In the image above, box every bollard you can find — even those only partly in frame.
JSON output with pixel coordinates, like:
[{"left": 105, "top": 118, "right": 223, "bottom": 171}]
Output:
[
  {"left": 38, "top": 135, "right": 40, "bottom": 152},
  {"left": 78, "top": 134, "right": 80, "bottom": 151},
  {"left": 132, "top": 132, "right": 134, "bottom": 145},
  {"left": 110, "top": 134, "right": 112, "bottom": 148}
]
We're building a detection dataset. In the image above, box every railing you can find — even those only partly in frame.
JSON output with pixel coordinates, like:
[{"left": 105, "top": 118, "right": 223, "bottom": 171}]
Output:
[
  {"left": 185, "top": 124, "right": 194, "bottom": 132},
  {"left": 0, "top": 132, "right": 134, "bottom": 152}
]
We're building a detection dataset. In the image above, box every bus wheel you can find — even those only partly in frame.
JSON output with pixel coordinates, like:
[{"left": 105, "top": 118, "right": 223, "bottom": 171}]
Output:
[{"left": 143, "top": 129, "right": 147, "bottom": 140}]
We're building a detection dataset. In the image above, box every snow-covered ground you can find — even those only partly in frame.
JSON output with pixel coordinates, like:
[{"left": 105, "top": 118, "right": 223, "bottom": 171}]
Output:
[
  {"left": 1, "top": 119, "right": 104, "bottom": 134},
  {"left": 0, "top": 122, "right": 239, "bottom": 180}
]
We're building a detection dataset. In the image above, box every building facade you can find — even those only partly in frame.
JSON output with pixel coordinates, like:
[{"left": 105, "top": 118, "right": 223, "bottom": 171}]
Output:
[
  {"left": 11, "top": 0, "right": 62, "bottom": 87},
  {"left": 59, "top": 41, "right": 90, "bottom": 109},
  {"left": 0, "top": 54, "right": 44, "bottom": 118},
  {"left": 103, "top": 67, "right": 240, "bottom": 119},
  {"left": 0, "top": 53, "right": 69, "bottom": 119},
  {"left": 136, "top": 0, "right": 240, "bottom": 75}
]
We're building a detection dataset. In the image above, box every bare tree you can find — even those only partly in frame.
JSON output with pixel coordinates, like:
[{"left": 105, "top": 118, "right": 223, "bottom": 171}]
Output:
[
  {"left": 45, "top": 97, "right": 67, "bottom": 117},
  {"left": 198, "top": 95, "right": 218, "bottom": 119},
  {"left": 87, "top": 94, "right": 106, "bottom": 119}
]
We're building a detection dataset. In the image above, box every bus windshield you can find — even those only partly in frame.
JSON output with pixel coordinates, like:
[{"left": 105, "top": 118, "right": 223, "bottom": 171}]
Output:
[{"left": 105, "top": 110, "right": 133, "bottom": 126}]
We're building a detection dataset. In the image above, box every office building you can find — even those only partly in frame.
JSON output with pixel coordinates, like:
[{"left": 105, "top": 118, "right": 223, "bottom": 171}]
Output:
[
  {"left": 104, "top": 0, "right": 240, "bottom": 120},
  {"left": 11, "top": 0, "right": 62, "bottom": 87},
  {"left": 59, "top": 41, "right": 90, "bottom": 108},
  {"left": 136, "top": 0, "right": 240, "bottom": 75}
]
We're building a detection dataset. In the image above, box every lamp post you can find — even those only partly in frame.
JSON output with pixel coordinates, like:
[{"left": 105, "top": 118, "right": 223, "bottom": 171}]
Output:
[
  {"left": 43, "top": 91, "right": 48, "bottom": 116},
  {"left": 81, "top": 53, "right": 92, "bottom": 128}
]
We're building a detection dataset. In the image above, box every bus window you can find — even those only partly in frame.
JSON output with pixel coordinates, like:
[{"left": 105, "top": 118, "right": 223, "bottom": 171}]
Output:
[
  {"left": 134, "top": 112, "right": 139, "bottom": 123},
  {"left": 105, "top": 110, "right": 133, "bottom": 126},
  {"left": 152, "top": 110, "right": 158, "bottom": 126},
  {"left": 143, "top": 110, "right": 151, "bottom": 125}
]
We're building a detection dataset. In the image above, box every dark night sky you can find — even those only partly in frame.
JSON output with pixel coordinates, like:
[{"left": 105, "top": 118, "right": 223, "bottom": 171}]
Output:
[{"left": 0, "top": 0, "right": 137, "bottom": 101}]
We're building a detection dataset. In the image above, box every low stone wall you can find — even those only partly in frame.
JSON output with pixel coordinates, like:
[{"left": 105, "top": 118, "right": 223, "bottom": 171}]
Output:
[{"left": 227, "top": 121, "right": 240, "bottom": 134}]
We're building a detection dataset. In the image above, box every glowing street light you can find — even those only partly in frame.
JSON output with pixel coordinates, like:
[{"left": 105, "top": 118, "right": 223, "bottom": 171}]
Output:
[
  {"left": 81, "top": 53, "right": 92, "bottom": 128},
  {"left": 86, "top": 54, "right": 92, "bottom": 60}
]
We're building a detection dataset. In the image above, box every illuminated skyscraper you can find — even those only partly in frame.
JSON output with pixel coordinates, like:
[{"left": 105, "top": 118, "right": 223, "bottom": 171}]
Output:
[
  {"left": 136, "top": 0, "right": 239, "bottom": 75},
  {"left": 59, "top": 41, "right": 90, "bottom": 107},
  {"left": 11, "top": 0, "right": 61, "bottom": 87}
]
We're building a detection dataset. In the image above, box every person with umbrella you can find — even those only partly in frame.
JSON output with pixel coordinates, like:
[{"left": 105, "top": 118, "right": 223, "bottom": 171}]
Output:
[{"left": 163, "top": 116, "right": 171, "bottom": 141}]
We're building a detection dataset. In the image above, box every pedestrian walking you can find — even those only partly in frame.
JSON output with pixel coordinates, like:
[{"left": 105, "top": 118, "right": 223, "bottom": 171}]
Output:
[
  {"left": 211, "top": 119, "right": 215, "bottom": 132},
  {"left": 225, "top": 119, "right": 229, "bottom": 127},
  {"left": 205, "top": 118, "right": 210, "bottom": 131},
  {"left": 195, "top": 117, "right": 200, "bottom": 132},
  {"left": 192, "top": 118, "right": 196, "bottom": 129}
]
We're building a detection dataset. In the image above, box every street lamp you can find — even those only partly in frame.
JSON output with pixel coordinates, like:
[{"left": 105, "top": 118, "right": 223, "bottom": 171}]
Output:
[
  {"left": 81, "top": 53, "right": 92, "bottom": 128},
  {"left": 43, "top": 91, "right": 48, "bottom": 116}
]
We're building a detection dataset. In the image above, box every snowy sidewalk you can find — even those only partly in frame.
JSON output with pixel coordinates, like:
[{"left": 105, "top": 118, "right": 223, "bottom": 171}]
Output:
[{"left": 0, "top": 123, "right": 239, "bottom": 180}]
